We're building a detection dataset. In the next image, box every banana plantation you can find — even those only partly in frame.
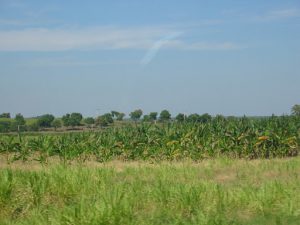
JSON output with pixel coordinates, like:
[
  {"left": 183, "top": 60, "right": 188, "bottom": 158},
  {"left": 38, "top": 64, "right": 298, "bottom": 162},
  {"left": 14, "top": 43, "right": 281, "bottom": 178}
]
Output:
[{"left": 1, "top": 115, "right": 299, "bottom": 163}]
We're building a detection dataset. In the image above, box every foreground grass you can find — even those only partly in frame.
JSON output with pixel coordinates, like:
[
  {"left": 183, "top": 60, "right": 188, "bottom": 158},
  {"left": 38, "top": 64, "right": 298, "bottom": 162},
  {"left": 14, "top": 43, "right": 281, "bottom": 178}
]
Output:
[{"left": 0, "top": 158, "right": 300, "bottom": 225}]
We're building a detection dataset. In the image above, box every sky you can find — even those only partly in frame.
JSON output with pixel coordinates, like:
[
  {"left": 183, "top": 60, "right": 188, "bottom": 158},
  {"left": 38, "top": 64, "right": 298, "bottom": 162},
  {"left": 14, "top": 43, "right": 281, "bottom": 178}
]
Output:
[{"left": 0, "top": 0, "right": 299, "bottom": 117}]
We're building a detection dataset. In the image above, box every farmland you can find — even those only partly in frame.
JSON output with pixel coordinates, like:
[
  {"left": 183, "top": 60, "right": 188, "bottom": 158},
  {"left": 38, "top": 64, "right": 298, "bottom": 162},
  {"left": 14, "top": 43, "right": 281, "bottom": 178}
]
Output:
[
  {"left": 0, "top": 115, "right": 299, "bottom": 162},
  {"left": 1, "top": 115, "right": 300, "bottom": 224}
]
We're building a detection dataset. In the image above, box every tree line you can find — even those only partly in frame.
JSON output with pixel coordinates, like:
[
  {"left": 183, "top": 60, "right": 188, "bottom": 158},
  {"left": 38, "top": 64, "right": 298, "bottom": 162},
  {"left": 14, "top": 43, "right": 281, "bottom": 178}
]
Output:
[{"left": 0, "top": 104, "right": 300, "bottom": 133}]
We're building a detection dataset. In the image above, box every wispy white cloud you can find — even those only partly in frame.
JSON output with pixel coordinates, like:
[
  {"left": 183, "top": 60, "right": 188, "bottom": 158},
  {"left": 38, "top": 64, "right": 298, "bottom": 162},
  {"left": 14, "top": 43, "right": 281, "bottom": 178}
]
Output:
[
  {"left": 141, "top": 32, "right": 183, "bottom": 65},
  {"left": 0, "top": 26, "right": 243, "bottom": 52},
  {"left": 0, "top": 19, "right": 25, "bottom": 26},
  {"left": 172, "top": 41, "right": 243, "bottom": 51},
  {"left": 14, "top": 57, "right": 138, "bottom": 67},
  {"left": 254, "top": 9, "right": 300, "bottom": 21}
]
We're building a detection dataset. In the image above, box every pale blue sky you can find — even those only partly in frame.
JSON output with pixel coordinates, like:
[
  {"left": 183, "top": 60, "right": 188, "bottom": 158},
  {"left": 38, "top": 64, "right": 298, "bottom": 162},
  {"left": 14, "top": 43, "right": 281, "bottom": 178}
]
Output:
[{"left": 0, "top": 0, "right": 299, "bottom": 117}]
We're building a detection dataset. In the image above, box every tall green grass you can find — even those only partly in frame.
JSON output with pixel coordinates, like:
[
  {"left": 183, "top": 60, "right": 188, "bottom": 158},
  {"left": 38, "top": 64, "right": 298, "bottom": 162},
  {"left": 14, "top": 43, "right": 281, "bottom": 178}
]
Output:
[{"left": 0, "top": 158, "right": 300, "bottom": 224}]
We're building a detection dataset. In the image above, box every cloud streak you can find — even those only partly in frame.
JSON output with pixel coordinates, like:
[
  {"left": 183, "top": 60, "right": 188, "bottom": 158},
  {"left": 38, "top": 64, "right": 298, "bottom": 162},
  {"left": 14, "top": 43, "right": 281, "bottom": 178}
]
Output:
[
  {"left": 254, "top": 9, "right": 300, "bottom": 21},
  {"left": 140, "top": 32, "right": 183, "bottom": 65},
  {"left": 0, "top": 26, "right": 242, "bottom": 52}
]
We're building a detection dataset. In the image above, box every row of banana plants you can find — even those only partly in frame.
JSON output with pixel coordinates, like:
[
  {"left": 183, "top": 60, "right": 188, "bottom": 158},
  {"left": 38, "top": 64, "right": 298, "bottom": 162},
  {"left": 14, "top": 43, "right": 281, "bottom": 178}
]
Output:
[{"left": 0, "top": 115, "right": 299, "bottom": 162}]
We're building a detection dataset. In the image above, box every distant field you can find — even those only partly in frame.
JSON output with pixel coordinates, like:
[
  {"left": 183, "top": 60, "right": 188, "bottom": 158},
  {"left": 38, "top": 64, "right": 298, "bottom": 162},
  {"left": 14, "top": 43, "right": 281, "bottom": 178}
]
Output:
[
  {"left": 1, "top": 116, "right": 299, "bottom": 162},
  {"left": 0, "top": 158, "right": 300, "bottom": 224}
]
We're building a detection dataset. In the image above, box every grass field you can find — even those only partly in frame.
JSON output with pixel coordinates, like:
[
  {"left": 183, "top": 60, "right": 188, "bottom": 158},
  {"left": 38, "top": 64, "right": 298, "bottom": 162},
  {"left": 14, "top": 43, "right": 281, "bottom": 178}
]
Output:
[
  {"left": 0, "top": 157, "right": 300, "bottom": 225},
  {"left": 1, "top": 116, "right": 299, "bottom": 224}
]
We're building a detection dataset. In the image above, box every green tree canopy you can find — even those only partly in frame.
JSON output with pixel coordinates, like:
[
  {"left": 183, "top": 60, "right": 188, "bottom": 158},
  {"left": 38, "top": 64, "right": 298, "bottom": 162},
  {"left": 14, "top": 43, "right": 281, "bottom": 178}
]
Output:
[
  {"left": 292, "top": 104, "right": 300, "bottom": 116},
  {"left": 96, "top": 113, "right": 113, "bottom": 127},
  {"left": 37, "top": 114, "right": 55, "bottom": 127},
  {"left": 15, "top": 113, "right": 25, "bottom": 126},
  {"left": 130, "top": 109, "right": 143, "bottom": 121},
  {"left": 0, "top": 113, "right": 10, "bottom": 118},
  {"left": 111, "top": 111, "right": 119, "bottom": 118},
  {"left": 143, "top": 115, "right": 151, "bottom": 122},
  {"left": 149, "top": 112, "right": 158, "bottom": 121},
  {"left": 111, "top": 111, "right": 126, "bottom": 121},
  {"left": 186, "top": 113, "right": 200, "bottom": 123},
  {"left": 51, "top": 119, "right": 62, "bottom": 130},
  {"left": 0, "top": 120, "right": 11, "bottom": 132},
  {"left": 116, "top": 112, "right": 125, "bottom": 121},
  {"left": 84, "top": 117, "right": 95, "bottom": 125},
  {"left": 199, "top": 113, "right": 212, "bottom": 123},
  {"left": 62, "top": 113, "right": 83, "bottom": 127},
  {"left": 175, "top": 113, "right": 185, "bottom": 122},
  {"left": 159, "top": 110, "right": 171, "bottom": 121}
]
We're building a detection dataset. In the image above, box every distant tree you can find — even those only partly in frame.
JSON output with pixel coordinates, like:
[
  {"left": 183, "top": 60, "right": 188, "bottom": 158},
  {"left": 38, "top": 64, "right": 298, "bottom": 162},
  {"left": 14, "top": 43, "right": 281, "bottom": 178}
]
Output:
[
  {"left": 292, "top": 104, "right": 300, "bottom": 116},
  {"left": 84, "top": 117, "right": 95, "bottom": 125},
  {"left": 175, "top": 113, "right": 185, "bottom": 122},
  {"left": 15, "top": 113, "right": 25, "bottom": 126},
  {"left": 27, "top": 121, "right": 40, "bottom": 132},
  {"left": 159, "top": 110, "right": 171, "bottom": 121},
  {"left": 130, "top": 109, "right": 143, "bottom": 121},
  {"left": 149, "top": 112, "right": 158, "bottom": 121},
  {"left": 70, "top": 113, "right": 83, "bottom": 125},
  {"left": 0, "top": 113, "right": 10, "bottom": 118},
  {"left": 96, "top": 113, "right": 113, "bottom": 127},
  {"left": 143, "top": 115, "right": 151, "bottom": 122},
  {"left": 116, "top": 112, "right": 125, "bottom": 121},
  {"left": 62, "top": 114, "right": 71, "bottom": 126},
  {"left": 0, "top": 120, "right": 11, "bottom": 133},
  {"left": 187, "top": 113, "right": 200, "bottom": 123},
  {"left": 111, "top": 111, "right": 119, "bottom": 119},
  {"left": 51, "top": 119, "right": 62, "bottom": 130},
  {"left": 37, "top": 114, "right": 55, "bottom": 127},
  {"left": 199, "top": 113, "right": 212, "bottom": 123},
  {"left": 62, "top": 113, "right": 83, "bottom": 127},
  {"left": 111, "top": 111, "right": 126, "bottom": 121}
]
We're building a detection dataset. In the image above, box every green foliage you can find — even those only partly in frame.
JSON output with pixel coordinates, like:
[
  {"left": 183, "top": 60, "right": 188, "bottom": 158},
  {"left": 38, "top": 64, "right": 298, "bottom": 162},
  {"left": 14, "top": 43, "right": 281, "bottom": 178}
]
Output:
[
  {"left": 130, "top": 109, "right": 143, "bottom": 121},
  {"left": 143, "top": 115, "right": 151, "bottom": 122},
  {"left": 292, "top": 104, "right": 300, "bottom": 116},
  {"left": 0, "top": 113, "right": 10, "bottom": 118},
  {"left": 51, "top": 119, "right": 62, "bottom": 130},
  {"left": 96, "top": 113, "right": 113, "bottom": 127},
  {"left": 149, "top": 112, "right": 158, "bottom": 121},
  {"left": 0, "top": 120, "right": 11, "bottom": 133},
  {"left": 62, "top": 113, "right": 83, "bottom": 127},
  {"left": 0, "top": 115, "right": 299, "bottom": 160},
  {"left": 111, "top": 111, "right": 119, "bottom": 118},
  {"left": 175, "top": 113, "right": 185, "bottom": 122},
  {"left": 186, "top": 113, "right": 212, "bottom": 123},
  {"left": 116, "top": 113, "right": 125, "bottom": 121},
  {"left": 215, "top": 114, "right": 225, "bottom": 122},
  {"left": 111, "top": 111, "right": 125, "bottom": 121},
  {"left": 84, "top": 117, "right": 95, "bottom": 125},
  {"left": 200, "top": 113, "right": 212, "bottom": 123},
  {"left": 37, "top": 114, "right": 55, "bottom": 127},
  {"left": 186, "top": 113, "right": 201, "bottom": 123},
  {"left": 159, "top": 110, "right": 171, "bottom": 121},
  {"left": 27, "top": 121, "right": 40, "bottom": 132},
  {"left": 0, "top": 158, "right": 300, "bottom": 224},
  {"left": 14, "top": 113, "right": 25, "bottom": 126}
]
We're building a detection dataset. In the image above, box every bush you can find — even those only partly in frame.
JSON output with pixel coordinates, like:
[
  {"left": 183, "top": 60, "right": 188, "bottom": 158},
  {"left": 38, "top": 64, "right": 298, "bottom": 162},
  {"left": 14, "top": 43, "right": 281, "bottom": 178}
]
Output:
[
  {"left": 96, "top": 114, "right": 113, "bottom": 127},
  {"left": 37, "top": 114, "right": 55, "bottom": 127},
  {"left": 51, "top": 119, "right": 62, "bottom": 130},
  {"left": 84, "top": 117, "right": 95, "bottom": 125},
  {"left": 0, "top": 120, "right": 11, "bottom": 133},
  {"left": 27, "top": 122, "right": 40, "bottom": 132},
  {"left": 62, "top": 113, "right": 83, "bottom": 127}
]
